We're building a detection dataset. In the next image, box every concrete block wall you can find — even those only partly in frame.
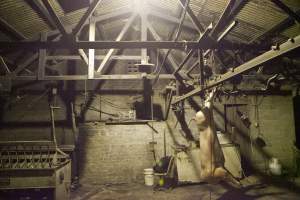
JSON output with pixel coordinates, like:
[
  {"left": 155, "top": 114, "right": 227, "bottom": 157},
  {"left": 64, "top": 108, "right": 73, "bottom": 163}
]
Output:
[{"left": 248, "top": 95, "right": 296, "bottom": 171}]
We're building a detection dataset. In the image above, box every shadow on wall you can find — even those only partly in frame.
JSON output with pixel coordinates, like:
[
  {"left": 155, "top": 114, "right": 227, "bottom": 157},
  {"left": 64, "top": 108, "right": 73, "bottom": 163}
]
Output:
[
  {"left": 173, "top": 110, "right": 195, "bottom": 141},
  {"left": 213, "top": 105, "right": 300, "bottom": 194},
  {"left": 0, "top": 95, "right": 6, "bottom": 124},
  {"left": 213, "top": 105, "right": 255, "bottom": 173},
  {"left": 168, "top": 97, "right": 202, "bottom": 143},
  {"left": 77, "top": 127, "right": 87, "bottom": 179},
  {"left": 166, "top": 97, "right": 300, "bottom": 194}
]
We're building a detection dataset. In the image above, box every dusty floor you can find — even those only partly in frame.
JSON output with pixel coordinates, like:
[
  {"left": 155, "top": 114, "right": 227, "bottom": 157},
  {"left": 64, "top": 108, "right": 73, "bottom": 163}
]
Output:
[{"left": 71, "top": 176, "right": 300, "bottom": 200}]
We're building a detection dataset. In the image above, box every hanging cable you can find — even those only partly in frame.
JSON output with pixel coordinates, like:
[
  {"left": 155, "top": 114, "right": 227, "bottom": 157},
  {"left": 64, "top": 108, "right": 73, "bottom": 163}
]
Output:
[{"left": 152, "top": 0, "right": 190, "bottom": 86}]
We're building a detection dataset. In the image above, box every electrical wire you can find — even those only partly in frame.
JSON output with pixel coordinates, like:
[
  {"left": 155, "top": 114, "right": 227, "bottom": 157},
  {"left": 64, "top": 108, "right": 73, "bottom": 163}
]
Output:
[
  {"left": 152, "top": 0, "right": 190, "bottom": 86},
  {"left": 100, "top": 99, "right": 129, "bottom": 110}
]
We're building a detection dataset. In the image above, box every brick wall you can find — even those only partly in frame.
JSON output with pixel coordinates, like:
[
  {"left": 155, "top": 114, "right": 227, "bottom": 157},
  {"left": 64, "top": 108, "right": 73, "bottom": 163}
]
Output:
[
  {"left": 78, "top": 122, "right": 170, "bottom": 184},
  {"left": 77, "top": 94, "right": 192, "bottom": 185}
]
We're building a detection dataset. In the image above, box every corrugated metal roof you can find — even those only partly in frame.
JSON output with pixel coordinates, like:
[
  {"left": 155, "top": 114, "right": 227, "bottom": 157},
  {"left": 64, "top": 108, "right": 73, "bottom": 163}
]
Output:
[
  {"left": 148, "top": 0, "right": 180, "bottom": 16},
  {"left": 0, "top": 0, "right": 299, "bottom": 46},
  {"left": 0, "top": 0, "right": 50, "bottom": 38},
  {"left": 282, "top": 23, "right": 300, "bottom": 38}
]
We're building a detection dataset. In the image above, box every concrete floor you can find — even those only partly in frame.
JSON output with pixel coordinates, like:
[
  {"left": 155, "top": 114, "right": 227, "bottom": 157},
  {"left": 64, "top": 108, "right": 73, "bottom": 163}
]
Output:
[{"left": 71, "top": 176, "right": 300, "bottom": 200}]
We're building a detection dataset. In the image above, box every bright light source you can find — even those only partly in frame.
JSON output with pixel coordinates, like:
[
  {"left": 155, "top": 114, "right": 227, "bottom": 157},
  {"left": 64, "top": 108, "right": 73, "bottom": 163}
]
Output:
[{"left": 133, "top": 0, "right": 149, "bottom": 13}]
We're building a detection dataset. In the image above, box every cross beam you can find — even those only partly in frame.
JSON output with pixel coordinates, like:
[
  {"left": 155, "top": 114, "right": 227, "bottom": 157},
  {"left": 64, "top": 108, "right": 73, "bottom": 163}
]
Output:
[
  {"left": 42, "top": 0, "right": 68, "bottom": 35},
  {"left": 0, "top": 40, "right": 264, "bottom": 50},
  {"left": 0, "top": 17, "right": 26, "bottom": 40},
  {"left": 210, "top": 0, "right": 248, "bottom": 39},
  {"left": 46, "top": 55, "right": 143, "bottom": 60},
  {"left": 45, "top": 8, "right": 132, "bottom": 39},
  {"left": 177, "top": 0, "right": 205, "bottom": 33},
  {"left": 26, "top": 0, "right": 57, "bottom": 29},
  {"left": 72, "top": 0, "right": 103, "bottom": 36},
  {"left": 96, "top": 14, "right": 137, "bottom": 73},
  {"left": 1, "top": 74, "right": 178, "bottom": 81}
]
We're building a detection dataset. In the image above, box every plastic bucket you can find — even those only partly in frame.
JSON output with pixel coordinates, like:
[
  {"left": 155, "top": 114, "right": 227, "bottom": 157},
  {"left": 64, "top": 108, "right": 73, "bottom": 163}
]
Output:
[
  {"left": 144, "top": 168, "right": 154, "bottom": 186},
  {"left": 269, "top": 158, "right": 282, "bottom": 176}
]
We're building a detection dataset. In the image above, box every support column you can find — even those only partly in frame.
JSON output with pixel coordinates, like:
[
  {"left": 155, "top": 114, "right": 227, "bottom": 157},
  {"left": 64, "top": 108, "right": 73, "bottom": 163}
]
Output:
[
  {"left": 88, "top": 13, "right": 96, "bottom": 79},
  {"left": 140, "top": 4, "right": 148, "bottom": 64}
]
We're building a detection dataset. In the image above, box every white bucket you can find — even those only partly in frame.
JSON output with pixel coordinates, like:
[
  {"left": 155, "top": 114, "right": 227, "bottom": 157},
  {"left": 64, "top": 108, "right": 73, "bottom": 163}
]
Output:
[
  {"left": 144, "top": 168, "right": 154, "bottom": 186},
  {"left": 269, "top": 158, "right": 282, "bottom": 176}
]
